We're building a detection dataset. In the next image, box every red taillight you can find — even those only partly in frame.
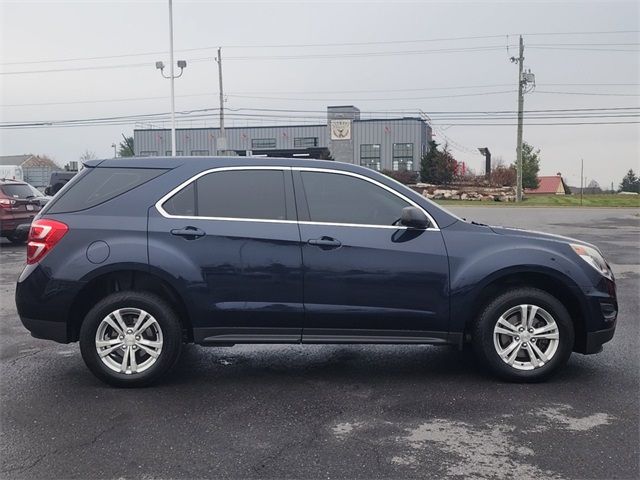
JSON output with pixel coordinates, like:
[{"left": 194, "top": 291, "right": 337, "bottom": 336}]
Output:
[
  {"left": 0, "top": 198, "right": 17, "bottom": 208},
  {"left": 27, "top": 219, "right": 68, "bottom": 265}
]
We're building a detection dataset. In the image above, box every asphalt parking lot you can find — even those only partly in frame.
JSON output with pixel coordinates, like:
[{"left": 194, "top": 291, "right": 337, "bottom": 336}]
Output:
[{"left": 1, "top": 207, "right": 638, "bottom": 480}]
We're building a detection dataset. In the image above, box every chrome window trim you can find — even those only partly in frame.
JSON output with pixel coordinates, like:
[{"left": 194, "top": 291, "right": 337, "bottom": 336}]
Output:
[{"left": 155, "top": 165, "right": 440, "bottom": 231}]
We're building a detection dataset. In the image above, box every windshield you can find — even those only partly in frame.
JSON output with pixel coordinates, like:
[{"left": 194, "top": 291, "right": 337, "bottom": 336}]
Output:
[{"left": 1, "top": 184, "right": 34, "bottom": 199}]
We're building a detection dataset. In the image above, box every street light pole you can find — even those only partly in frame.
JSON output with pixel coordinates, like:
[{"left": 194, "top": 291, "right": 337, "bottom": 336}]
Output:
[
  {"left": 155, "top": 0, "right": 186, "bottom": 157},
  {"left": 168, "top": 0, "right": 176, "bottom": 156}
]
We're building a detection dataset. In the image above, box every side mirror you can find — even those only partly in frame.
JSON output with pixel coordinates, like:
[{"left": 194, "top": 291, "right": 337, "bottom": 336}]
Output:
[
  {"left": 400, "top": 206, "right": 430, "bottom": 229},
  {"left": 44, "top": 187, "right": 51, "bottom": 196}
]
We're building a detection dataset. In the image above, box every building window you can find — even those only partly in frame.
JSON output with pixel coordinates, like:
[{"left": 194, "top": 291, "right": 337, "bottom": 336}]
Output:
[
  {"left": 251, "top": 138, "right": 276, "bottom": 149},
  {"left": 392, "top": 143, "right": 413, "bottom": 171},
  {"left": 139, "top": 151, "right": 158, "bottom": 157},
  {"left": 190, "top": 150, "right": 209, "bottom": 156},
  {"left": 294, "top": 137, "right": 318, "bottom": 148},
  {"left": 165, "top": 151, "right": 183, "bottom": 156},
  {"left": 360, "top": 144, "right": 381, "bottom": 171}
]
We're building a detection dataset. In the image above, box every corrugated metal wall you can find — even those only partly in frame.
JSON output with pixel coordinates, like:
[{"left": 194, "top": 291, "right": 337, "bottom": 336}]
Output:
[
  {"left": 352, "top": 119, "right": 427, "bottom": 171},
  {"left": 24, "top": 166, "right": 58, "bottom": 189},
  {"left": 134, "top": 117, "right": 430, "bottom": 172}
]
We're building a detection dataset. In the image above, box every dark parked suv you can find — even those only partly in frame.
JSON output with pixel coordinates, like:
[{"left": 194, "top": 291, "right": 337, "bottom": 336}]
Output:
[{"left": 16, "top": 157, "right": 618, "bottom": 386}]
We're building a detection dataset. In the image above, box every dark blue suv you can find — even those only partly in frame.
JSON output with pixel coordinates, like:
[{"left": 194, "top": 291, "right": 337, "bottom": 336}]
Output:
[{"left": 15, "top": 157, "right": 618, "bottom": 386}]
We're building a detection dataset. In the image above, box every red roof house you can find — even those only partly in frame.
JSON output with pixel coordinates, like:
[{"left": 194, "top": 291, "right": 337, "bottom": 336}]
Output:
[{"left": 525, "top": 173, "right": 570, "bottom": 195}]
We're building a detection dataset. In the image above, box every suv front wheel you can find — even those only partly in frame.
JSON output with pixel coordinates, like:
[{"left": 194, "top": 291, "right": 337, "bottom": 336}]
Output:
[
  {"left": 79, "top": 291, "right": 182, "bottom": 387},
  {"left": 473, "top": 287, "right": 575, "bottom": 382}
]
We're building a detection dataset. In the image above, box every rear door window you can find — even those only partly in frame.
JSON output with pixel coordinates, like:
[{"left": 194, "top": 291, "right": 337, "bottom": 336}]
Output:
[
  {"left": 163, "top": 182, "right": 196, "bottom": 216},
  {"left": 47, "top": 167, "right": 165, "bottom": 213},
  {"left": 161, "top": 169, "right": 289, "bottom": 221}
]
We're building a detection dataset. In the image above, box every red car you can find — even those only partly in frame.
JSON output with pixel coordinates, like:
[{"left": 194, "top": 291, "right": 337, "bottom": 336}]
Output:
[{"left": 0, "top": 179, "right": 43, "bottom": 244}]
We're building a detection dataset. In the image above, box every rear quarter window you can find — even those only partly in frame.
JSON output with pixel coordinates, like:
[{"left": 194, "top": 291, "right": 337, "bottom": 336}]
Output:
[{"left": 46, "top": 167, "right": 165, "bottom": 214}]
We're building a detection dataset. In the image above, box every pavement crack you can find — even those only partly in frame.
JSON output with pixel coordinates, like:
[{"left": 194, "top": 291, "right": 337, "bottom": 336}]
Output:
[
  {"left": 6, "top": 349, "right": 42, "bottom": 367},
  {"left": 0, "top": 416, "right": 122, "bottom": 475}
]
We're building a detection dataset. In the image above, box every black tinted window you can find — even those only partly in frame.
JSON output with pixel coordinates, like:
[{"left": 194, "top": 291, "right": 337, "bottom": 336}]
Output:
[
  {"left": 47, "top": 168, "right": 165, "bottom": 213},
  {"left": 1, "top": 184, "right": 33, "bottom": 198},
  {"left": 194, "top": 170, "right": 287, "bottom": 220},
  {"left": 301, "top": 171, "right": 409, "bottom": 226},
  {"left": 163, "top": 182, "right": 196, "bottom": 216}
]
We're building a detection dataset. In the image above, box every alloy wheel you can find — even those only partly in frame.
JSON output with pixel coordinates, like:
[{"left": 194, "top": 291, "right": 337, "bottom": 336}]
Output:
[
  {"left": 95, "top": 308, "right": 163, "bottom": 375},
  {"left": 493, "top": 304, "right": 560, "bottom": 371}
]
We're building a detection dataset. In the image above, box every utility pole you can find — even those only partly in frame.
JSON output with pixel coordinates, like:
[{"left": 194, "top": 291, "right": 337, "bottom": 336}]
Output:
[
  {"left": 215, "top": 48, "right": 227, "bottom": 155},
  {"left": 515, "top": 36, "right": 525, "bottom": 202}
]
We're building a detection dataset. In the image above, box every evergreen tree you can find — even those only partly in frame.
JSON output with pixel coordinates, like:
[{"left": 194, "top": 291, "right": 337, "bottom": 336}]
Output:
[
  {"left": 518, "top": 142, "right": 540, "bottom": 189},
  {"left": 118, "top": 136, "right": 135, "bottom": 157},
  {"left": 420, "top": 140, "right": 457, "bottom": 184},
  {"left": 620, "top": 169, "right": 640, "bottom": 193}
]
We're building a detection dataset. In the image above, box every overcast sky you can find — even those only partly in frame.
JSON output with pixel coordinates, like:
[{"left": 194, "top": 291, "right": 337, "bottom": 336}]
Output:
[{"left": 1, "top": 0, "right": 638, "bottom": 188}]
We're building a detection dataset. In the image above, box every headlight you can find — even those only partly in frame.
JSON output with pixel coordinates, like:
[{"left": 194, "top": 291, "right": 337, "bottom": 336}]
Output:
[{"left": 570, "top": 243, "right": 613, "bottom": 280}]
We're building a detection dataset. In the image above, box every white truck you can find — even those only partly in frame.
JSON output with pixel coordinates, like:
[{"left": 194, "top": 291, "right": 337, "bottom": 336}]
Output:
[{"left": 0, "top": 165, "right": 24, "bottom": 182}]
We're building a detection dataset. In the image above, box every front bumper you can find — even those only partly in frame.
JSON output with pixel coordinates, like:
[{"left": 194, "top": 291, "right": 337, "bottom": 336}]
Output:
[
  {"left": 573, "top": 278, "right": 617, "bottom": 354},
  {"left": 583, "top": 327, "right": 616, "bottom": 354}
]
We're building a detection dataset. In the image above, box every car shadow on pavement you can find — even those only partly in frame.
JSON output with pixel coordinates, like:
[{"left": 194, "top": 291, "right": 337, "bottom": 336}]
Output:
[
  {"left": 120, "top": 344, "right": 464, "bottom": 391},
  {"left": 154, "top": 343, "right": 593, "bottom": 389}
]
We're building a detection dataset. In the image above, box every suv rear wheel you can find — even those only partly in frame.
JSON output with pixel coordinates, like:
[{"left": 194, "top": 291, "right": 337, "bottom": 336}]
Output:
[
  {"left": 79, "top": 291, "right": 182, "bottom": 387},
  {"left": 472, "top": 287, "right": 574, "bottom": 382}
]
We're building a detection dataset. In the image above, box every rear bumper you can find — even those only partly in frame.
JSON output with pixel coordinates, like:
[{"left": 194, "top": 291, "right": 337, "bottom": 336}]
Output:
[
  {"left": 20, "top": 317, "right": 69, "bottom": 343},
  {"left": 1, "top": 218, "right": 32, "bottom": 237},
  {"left": 15, "top": 264, "right": 81, "bottom": 344}
]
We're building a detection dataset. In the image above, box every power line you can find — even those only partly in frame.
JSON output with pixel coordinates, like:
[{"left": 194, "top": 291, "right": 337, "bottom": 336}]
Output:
[
  {"left": 0, "top": 46, "right": 512, "bottom": 75},
  {"left": 224, "top": 90, "right": 517, "bottom": 102},
  {"left": 223, "top": 45, "right": 510, "bottom": 60},
  {"left": 3, "top": 29, "right": 638, "bottom": 66},
  {"left": 529, "top": 46, "right": 640, "bottom": 52},
  {"left": 3, "top": 83, "right": 638, "bottom": 108},
  {"left": 2, "top": 105, "right": 637, "bottom": 126},
  {"left": 535, "top": 90, "right": 640, "bottom": 97},
  {"left": 2, "top": 107, "right": 637, "bottom": 129},
  {"left": 529, "top": 42, "right": 640, "bottom": 46},
  {"left": 4, "top": 38, "right": 640, "bottom": 75}
]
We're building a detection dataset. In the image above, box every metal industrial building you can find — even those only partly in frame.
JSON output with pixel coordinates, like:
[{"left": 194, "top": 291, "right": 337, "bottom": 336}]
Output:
[
  {"left": 134, "top": 106, "right": 432, "bottom": 172},
  {"left": 0, "top": 155, "right": 61, "bottom": 188}
]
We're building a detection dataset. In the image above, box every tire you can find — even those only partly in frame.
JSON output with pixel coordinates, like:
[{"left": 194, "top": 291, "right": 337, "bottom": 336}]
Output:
[
  {"left": 7, "top": 234, "right": 26, "bottom": 245},
  {"left": 472, "top": 287, "right": 574, "bottom": 382},
  {"left": 79, "top": 291, "right": 183, "bottom": 387}
]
